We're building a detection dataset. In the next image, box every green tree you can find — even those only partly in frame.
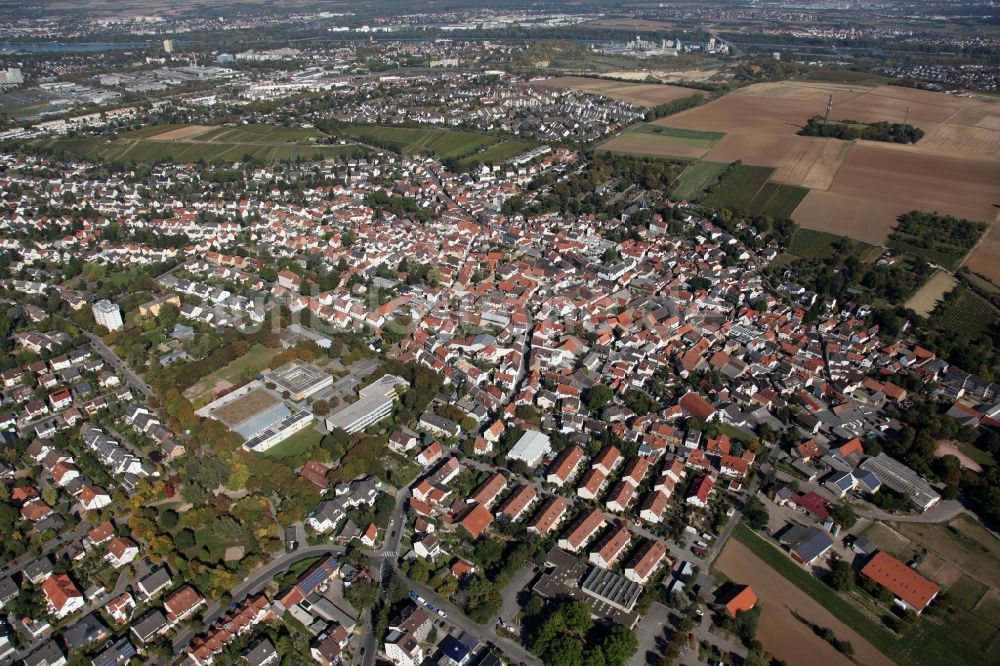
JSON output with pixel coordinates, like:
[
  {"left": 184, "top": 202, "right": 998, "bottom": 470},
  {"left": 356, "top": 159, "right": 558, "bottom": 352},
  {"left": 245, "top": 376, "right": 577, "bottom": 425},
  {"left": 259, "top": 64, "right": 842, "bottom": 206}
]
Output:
[
  {"left": 600, "top": 623, "right": 639, "bottom": 666},
  {"left": 585, "top": 384, "right": 614, "bottom": 413},
  {"left": 345, "top": 579, "right": 379, "bottom": 610},
  {"left": 742, "top": 497, "right": 769, "bottom": 530},
  {"left": 827, "top": 560, "right": 855, "bottom": 592},
  {"left": 829, "top": 503, "right": 858, "bottom": 529}
]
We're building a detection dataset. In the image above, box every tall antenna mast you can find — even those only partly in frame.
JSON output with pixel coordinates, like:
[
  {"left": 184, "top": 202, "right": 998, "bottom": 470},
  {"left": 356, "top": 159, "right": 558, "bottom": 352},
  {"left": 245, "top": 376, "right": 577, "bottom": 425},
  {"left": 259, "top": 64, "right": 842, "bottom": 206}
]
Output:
[
  {"left": 822, "top": 94, "right": 833, "bottom": 130},
  {"left": 902, "top": 104, "right": 911, "bottom": 137}
]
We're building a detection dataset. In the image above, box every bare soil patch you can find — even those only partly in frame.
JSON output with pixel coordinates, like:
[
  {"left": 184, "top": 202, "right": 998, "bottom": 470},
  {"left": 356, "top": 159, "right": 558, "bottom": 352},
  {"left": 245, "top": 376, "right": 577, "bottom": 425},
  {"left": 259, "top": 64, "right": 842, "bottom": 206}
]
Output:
[
  {"left": 602, "top": 68, "right": 724, "bottom": 84},
  {"left": 655, "top": 92, "right": 825, "bottom": 135},
  {"left": 716, "top": 539, "right": 894, "bottom": 666},
  {"left": 584, "top": 17, "right": 676, "bottom": 30},
  {"left": 905, "top": 270, "right": 958, "bottom": 316},
  {"left": 146, "top": 124, "right": 215, "bottom": 141},
  {"left": 963, "top": 222, "right": 1000, "bottom": 287}
]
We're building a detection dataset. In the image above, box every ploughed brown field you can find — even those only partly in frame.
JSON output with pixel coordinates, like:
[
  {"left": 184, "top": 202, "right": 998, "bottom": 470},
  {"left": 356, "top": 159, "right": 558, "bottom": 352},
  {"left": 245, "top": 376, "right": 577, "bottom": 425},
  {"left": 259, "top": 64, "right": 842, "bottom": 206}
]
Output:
[
  {"left": 525, "top": 76, "right": 698, "bottom": 107},
  {"left": 815, "top": 143, "right": 1000, "bottom": 237},
  {"left": 649, "top": 81, "right": 1000, "bottom": 282},
  {"left": 715, "top": 539, "right": 895, "bottom": 666}
]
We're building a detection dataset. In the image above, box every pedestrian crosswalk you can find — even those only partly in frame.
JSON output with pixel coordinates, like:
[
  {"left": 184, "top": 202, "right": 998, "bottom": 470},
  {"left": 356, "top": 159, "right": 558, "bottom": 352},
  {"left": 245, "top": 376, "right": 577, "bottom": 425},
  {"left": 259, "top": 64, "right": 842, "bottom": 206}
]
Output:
[{"left": 378, "top": 549, "right": 397, "bottom": 558}]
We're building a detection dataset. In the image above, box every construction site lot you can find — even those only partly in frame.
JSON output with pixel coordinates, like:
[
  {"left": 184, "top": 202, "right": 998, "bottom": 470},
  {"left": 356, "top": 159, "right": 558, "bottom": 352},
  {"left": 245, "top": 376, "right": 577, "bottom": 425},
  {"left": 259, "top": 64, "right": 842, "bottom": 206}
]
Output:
[
  {"left": 600, "top": 80, "right": 1000, "bottom": 272},
  {"left": 34, "top": 122, "right": 364, "bottom": 164},
  {"left": 525, "top": 76, "right": 699, "bottom": 107}
]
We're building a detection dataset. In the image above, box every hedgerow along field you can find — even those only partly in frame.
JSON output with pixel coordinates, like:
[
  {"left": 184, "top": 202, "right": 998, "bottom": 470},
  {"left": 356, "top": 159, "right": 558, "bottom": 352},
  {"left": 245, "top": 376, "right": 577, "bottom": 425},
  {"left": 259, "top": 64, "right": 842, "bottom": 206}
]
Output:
[{"left": 338, "top": 124, "right": 522, "bottom": 162}]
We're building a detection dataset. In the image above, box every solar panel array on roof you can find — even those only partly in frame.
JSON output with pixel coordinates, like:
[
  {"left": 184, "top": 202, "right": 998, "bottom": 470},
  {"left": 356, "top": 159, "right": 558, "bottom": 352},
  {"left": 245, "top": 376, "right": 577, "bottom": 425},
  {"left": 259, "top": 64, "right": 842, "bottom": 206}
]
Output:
[
  {"left": 581, "top": 566, "right": 642, "bottom": 612},
  {"left": 299, "top": 564, "right": 330, "bottom": 594},
  {"left": 93, "top": 638, "right": 136, "bottom": 666},
  {"left": 792, "top": 529, "right": 833, "bottom": 564}
]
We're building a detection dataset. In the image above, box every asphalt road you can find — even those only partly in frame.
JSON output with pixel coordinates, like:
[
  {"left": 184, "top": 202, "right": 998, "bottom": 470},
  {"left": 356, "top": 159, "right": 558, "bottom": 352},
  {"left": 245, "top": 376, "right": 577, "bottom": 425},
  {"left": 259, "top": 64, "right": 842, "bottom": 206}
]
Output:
[
  {"left": 403, "top": 576, "right": 542, "bottom": 666},
  {"left": 354, "top": 484, "right": 411, "bottom": 666},
  {"left": 172, "top": 543, "right": 346, "bottom": 654},
  {"left": 85, "top": 331, "right": 154, "bottom": 399}
]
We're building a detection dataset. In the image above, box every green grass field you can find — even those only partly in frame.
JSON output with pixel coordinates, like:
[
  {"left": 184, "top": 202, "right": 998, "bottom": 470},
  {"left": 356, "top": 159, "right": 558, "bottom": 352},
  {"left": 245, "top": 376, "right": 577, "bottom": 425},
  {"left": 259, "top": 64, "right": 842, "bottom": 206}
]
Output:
[
  {"left": 804, "top": 68, "right": 891, "bottom": 86},
  {"left": 701, "top": 164, "right": 774, "bottom": 211},
  {"left": 932, "top": 288, "right": 1000, "bottom": 338},
  {"left": 341, "top": 124, "right": 497, "bottom": 158},
  {"left": 733, "top": 523, "right": 988, "bottom": 666},
  {"left": 672, "top": 161, "right": 729, "bottom": 201},
  {"left": 35, "top": 124, "right": 369, "bottom": 164},
  {"left": 600, "top": 124, "right": 725, "bottom": 160},
  {"left": 744, "top": 182, "right": 809, "bottom": 219},
  {"left": 261, "top": 425, "right": 324, "bottom": 461},
  {"left": 631, "top": 124, "right": 725, "bottom": 147},
  {"left": 339, "top": 124, "right": 537, "bottom": 165},
  {"left": 457, "top": 139, "right": 533, "bottom": 167}
]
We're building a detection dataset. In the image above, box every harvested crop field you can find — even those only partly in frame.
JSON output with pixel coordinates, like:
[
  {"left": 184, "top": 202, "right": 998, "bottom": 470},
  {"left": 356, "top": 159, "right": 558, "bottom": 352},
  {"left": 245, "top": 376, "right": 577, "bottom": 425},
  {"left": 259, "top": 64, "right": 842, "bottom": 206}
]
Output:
[
  {"left": 716, "top": 539, "right": 893, "bottom": 666},
  {"left": 658, "top": 81, "right": 867, "bottom": 135},
  {"left": 905, "top": 270, "right": 958, "bottom": 316},
  {"left": 791, "top": 190, "right": 909, "bottom": 245},
  {"left": 145, "top": 124, "right": 215, "bottom": 141},
  {"left": 920, "top": 122, "right": 1000, "bottom": 160},
  {"left": 527, "top": 76, "right": 698, "bottom": 106},
  {"left": 827, "top": 143, "right": 1000, "bottom": 225},
  {"left": 794, "top": 143, "right": 1000, "bottom": 244},
  {"left": 964, "top": 223, "right": 1000, "bottom": 286},
  {"left": 701, "top": 134, "right": 851, "bottom": 190}
]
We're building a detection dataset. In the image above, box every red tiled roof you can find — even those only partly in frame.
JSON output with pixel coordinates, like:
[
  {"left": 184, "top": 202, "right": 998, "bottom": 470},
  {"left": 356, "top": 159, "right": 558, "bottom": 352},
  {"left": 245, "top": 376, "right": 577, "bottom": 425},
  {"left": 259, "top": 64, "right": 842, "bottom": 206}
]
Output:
[{"left": 861, "top": 552, "right": 939, "bottom": 612}]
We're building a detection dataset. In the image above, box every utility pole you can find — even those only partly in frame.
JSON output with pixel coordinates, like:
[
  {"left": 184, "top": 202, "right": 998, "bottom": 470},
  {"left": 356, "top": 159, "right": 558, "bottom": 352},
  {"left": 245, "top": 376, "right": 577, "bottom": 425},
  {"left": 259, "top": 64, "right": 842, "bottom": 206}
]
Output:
[{"left": 822, "top": 94, "right": 833, "bottom": 131}]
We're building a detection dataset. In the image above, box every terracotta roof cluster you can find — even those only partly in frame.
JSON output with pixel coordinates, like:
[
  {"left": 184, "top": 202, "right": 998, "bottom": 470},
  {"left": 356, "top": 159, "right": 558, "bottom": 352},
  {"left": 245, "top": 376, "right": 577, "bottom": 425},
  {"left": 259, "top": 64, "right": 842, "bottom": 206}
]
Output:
[{"left": 187, "top": 594, "right": 273, "bottom": 665}]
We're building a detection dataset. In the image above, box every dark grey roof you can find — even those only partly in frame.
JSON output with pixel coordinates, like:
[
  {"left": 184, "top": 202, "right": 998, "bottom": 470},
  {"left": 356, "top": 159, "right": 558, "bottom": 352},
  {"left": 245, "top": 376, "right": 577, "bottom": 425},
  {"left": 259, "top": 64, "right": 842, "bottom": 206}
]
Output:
[
  {"left": 243, "top": 637, "right": 278, "bottom": 666},
  {"left": 63, "top": 612, "right": 109, "bottom": 649},
  {"left": 92, "top": 637, "right": 137, "bottom": 666},
  {"left": 130, "top": 609, "right": 167, "bottom": 642}
]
